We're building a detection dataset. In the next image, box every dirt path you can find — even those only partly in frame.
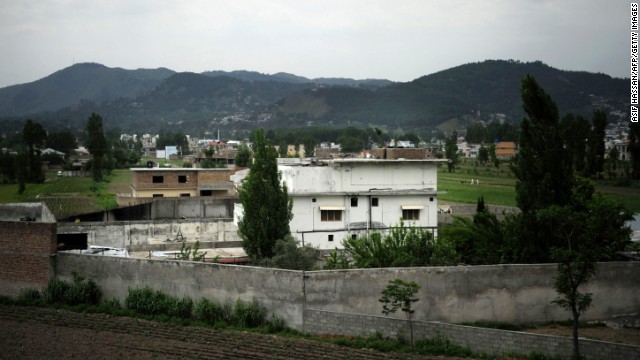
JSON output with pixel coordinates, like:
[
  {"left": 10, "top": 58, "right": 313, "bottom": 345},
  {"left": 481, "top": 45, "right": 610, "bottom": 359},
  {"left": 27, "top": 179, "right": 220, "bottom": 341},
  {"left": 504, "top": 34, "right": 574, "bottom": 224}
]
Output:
[{"left": 0, "top": 305, "right": 472, "bottom": 360}]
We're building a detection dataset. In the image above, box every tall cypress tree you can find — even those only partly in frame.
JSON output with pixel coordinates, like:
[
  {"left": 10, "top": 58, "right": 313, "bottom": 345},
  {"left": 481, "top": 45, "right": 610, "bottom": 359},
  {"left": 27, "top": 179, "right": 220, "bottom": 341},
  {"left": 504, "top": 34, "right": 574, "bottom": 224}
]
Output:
[
  {"left": 22, "top": 119, "right": 46, "bottom": 183},
  {"left": 587, "top": 109, "right": 607, "bottom": 177},
  {"left": 86, "top": 113, "right": 107, "bottom": 182},
  {"left": 238, "top": 128, "right": 293, "bottom": 262},
  {"left": 512, "top": 75, "right": 573, "bottom": 213}
]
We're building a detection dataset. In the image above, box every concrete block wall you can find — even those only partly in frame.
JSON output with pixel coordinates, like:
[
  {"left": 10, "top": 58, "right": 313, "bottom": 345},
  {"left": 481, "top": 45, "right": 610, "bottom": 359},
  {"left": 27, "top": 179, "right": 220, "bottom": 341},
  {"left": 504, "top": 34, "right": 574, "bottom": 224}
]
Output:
[
  {"left": 303, "top": 263, "right": 640, "bottom": 324},
  {"left": 54, "top": 255, "right": 640, "bottom": 327},
  {"left": 55, "top": 253, "right": 640, "bottom": 359},
  {"left": 57, "top": 218, "right": 241, "bottom": 248},
  {"left": 303, "top": 309, "right": 640, "bottom": 359},
  {"left": 55, "top": 253, "right": 305, "bottom": 329}
]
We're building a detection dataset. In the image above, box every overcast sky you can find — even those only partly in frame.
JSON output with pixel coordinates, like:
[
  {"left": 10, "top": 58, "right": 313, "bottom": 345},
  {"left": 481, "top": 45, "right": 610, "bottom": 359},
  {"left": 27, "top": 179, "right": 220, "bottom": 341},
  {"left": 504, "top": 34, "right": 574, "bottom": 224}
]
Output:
[{"left": 0, "top": 0, "right": 630, "bottom": 88}]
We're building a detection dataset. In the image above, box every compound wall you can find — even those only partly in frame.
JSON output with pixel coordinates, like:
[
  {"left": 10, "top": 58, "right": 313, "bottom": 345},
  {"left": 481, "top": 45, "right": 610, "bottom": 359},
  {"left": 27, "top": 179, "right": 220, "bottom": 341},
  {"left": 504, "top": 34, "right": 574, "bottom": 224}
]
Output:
[
  {"left": 57, "top": 218, "right": 240, "bottom": 248},
  {"left": 55, "top": 254, "right": 640, "bottom": 331}
]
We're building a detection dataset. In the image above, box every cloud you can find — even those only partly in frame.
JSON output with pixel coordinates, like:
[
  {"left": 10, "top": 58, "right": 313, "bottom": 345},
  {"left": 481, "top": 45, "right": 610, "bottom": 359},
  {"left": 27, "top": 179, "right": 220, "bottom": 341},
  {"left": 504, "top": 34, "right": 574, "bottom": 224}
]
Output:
[{"left": 0, "top": 0, "right": 630, "bottom": 88}]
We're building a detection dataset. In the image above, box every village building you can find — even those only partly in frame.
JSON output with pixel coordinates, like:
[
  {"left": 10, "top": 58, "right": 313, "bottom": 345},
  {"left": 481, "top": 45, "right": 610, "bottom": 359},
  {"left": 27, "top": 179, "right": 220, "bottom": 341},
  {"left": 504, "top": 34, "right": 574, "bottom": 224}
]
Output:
[
  {"left": 495, "top": 141, "right": 517, "bottom": 159},
  {"left": 274, "top": 158, "right": 445, "bottom": 250},
  {"left": 129, "top": 168, "right": 236, "bottom": 198}
]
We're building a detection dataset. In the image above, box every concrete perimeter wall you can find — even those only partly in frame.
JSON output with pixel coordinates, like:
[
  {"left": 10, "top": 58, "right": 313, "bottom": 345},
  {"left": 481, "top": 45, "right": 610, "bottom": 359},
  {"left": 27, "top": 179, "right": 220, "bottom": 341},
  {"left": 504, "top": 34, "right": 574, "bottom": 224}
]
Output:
[
  {"left": 304, "top": 309, "right": 640, "bottom": 359},
  {"left": 303, "top": 263, "right": 640, "bottom": 324},
  {"left": 55, "top": 255, "right": 639, "bottom": 328},
  {"left": 57, "top": 218, "right": 240, "bottom": 248},
  {"left": 55, "top": 253, "right": 304, "bottom": 328}
]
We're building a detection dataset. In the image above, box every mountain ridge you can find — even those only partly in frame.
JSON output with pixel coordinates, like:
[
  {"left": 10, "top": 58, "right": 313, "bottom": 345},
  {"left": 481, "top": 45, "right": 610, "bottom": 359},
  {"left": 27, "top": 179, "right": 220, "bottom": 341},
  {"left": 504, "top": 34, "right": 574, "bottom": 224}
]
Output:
[{"left": 0, "top": 60, "right": 628, "bottom": 135}]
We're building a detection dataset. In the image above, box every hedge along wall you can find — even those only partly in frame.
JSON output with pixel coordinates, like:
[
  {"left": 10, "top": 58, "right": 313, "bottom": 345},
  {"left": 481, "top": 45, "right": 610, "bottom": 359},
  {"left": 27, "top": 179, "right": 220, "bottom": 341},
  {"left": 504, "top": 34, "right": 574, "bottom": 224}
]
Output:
[
  {"left": 54, "top": 253, "right": 304, "bottom": 329},
  {"left": 55, "top": 254, "right": 640, "bottom": 330},
  {"left": 303, "top": 308, "right": 640, "bottom": 360}
]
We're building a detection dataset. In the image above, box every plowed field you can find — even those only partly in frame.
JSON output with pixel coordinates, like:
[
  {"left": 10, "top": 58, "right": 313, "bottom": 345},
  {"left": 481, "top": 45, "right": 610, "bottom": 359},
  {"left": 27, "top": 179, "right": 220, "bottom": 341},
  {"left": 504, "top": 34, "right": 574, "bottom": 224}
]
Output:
[{"left": 0, "top": 305, "right": 474, "bottom": 360}]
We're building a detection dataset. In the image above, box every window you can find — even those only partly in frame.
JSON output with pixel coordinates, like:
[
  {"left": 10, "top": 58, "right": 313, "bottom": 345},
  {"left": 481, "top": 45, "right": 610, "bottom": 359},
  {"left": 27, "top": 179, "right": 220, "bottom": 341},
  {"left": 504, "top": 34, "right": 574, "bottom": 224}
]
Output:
[
  {"left": 200, "top": 190, "right": 213, "bottom": 196},
  {"left": 351, "top": 234, "right": 357, "bottom": 240},
  {"left": 152, "top": 175, "right": 164, "bottom": 183},
  {"left": 351, "top": 197, "right": 358, "bottom": 207},
  {"left": 429, "top": 197, "right": 434, "bottom": 202},
  {"left": 371, "top": 197, "right": 379, "bottom": 207},
  {"left": 402, "top": 209, "right": 420, "bottom": 221},
  {"left": 152, "top": 194, "right": 164, "bottom": 198},
  {"left": 321, "top": 210, "right": 342, "bottom": 222},
  {"left": 328, "top": 235, "right": 334, "bottom": 242},
  {"left": 180, "top": 193, "right": 191, "bottom": 197},
  {"left": 312, "top": 198, "right": 316, "bottom": 202},
  {"left": 178, "top": 175, "right": 188, "bottom": 183}
]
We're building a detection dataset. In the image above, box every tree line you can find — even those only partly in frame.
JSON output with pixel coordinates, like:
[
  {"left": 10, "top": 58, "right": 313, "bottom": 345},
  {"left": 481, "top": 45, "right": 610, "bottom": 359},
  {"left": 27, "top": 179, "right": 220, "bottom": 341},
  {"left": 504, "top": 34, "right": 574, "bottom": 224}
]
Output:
[{"left": 0, "top": 113, "right": 143, "bottom": 188}]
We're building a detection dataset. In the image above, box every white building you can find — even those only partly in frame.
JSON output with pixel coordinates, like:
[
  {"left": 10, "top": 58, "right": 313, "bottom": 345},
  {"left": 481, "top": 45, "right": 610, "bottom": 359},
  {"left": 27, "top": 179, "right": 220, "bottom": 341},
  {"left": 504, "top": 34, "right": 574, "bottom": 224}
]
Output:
[{"left": 279, "top": 159, "right": 445, "bottom": 249}]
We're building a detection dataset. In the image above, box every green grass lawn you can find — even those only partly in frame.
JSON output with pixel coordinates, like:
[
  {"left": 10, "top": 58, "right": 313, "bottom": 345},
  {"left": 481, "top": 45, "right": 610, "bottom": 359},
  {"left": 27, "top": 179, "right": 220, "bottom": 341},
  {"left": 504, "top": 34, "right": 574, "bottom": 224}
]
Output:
[
  {"left": 439, "top": 162, "right": 640, "bottom": 213},
  {"left": 0, "top": 170, "right": 134, "bottom": 219},
  {"left": 438, "top": 163, "right": 517, "bottom": 207}
]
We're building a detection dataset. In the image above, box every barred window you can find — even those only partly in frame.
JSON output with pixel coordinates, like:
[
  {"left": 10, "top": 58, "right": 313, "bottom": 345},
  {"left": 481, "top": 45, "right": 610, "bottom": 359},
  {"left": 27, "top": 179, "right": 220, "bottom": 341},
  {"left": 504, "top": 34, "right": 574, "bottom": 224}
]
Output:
[
  {"left": 321, "top": 210, "right": 342, "bottom": 222},
  {"left": 402, "top": 209, "right": 420, "bottom": 221}
]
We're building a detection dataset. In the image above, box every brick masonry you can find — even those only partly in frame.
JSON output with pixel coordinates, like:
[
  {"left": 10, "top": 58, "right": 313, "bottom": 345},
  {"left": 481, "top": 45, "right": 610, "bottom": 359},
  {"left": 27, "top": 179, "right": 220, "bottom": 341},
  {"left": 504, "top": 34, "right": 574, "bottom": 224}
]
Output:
[
  {"left": 303, "top": 308, "right": 640, "bottom": 359},
  {"left": 0, "top": 220, "right": 57, "bottom": 296}
]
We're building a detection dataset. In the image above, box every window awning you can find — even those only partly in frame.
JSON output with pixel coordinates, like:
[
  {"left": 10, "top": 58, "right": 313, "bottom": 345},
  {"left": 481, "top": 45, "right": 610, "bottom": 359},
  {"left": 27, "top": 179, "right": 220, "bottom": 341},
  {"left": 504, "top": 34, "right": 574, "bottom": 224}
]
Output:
[
  {"left": 320, "top": 206, "right": 346, "bottom": 211},
  {"left": 401, "top": 205, "right": 424, "bottom": 210}
]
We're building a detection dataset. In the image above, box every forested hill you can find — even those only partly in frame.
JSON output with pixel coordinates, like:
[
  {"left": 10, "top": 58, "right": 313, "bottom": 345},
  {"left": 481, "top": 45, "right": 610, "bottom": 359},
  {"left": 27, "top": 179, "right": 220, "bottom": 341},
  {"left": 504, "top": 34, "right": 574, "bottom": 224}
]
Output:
[
  {"left": 0, "top": 60, "right": 627, "bottom": 134},
  {"left": 0, "top": 63, "right": 175, "bottom": 116},
  {"left": 272, "top": 60, "right": 627, "bottom": 130}
]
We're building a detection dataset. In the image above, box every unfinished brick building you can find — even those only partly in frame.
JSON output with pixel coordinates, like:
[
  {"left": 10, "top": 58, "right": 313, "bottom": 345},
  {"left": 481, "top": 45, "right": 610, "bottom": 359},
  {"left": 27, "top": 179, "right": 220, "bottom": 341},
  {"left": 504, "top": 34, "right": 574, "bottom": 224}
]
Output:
[{"left": 130, "top": 168, "right": 236, "bottom": 198}]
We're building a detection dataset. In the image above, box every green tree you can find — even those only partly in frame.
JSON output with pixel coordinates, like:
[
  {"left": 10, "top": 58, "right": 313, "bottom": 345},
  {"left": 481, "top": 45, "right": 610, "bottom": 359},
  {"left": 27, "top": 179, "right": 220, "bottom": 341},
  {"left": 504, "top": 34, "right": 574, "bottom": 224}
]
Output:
[
  {"left": 0, "top": 151, "right": 17, "bottom": 183},
  {"left": 47, "top": 130, "right": 77, "bottom": 156},
  {"left": 22, "top": 119, "right": 47, "bottom": 183},
  {"left": 441, "top": 204, "right": 506, "bottom": 265},
  {"left": 477, "top": 145, "right": 488, "bottom": 165},
  {"left": 85, "top": 113, "right": 108, "bottom": 182},
  {"left": 444, "top": 130, "right": 459, "bottom": 172},
  {"left": 552, "top": 247, "right": 595, "bottom": 360},
  {"left": 303, "top": 136, "right": 316, "bottom": 157},
  {"left": 342, "top": 222, "right": 457, "bottom": 268},
  {"left": 337, "top": 135, "right": 365, "bottom": 153},
  {"left": 269, "top": 235, "right": 320, "bottom": 270},
  {"left": 560, "top": 114, "right": 591, "bottom": 176},
  {"left": 586, "top": 109, "right": 607, "bottom": 178},
  {"left": 238, "top": 129, "right": 293, "bottom": 263},
  {"left": 323, "top": 249, "right": 350, "bottom": 269},
  {"left": 235, "top": 143, "right": 252, "bottom": 167},
  {"left": 537, "top": 196, "right": 618, "bottom": 360},
  {"left": 278, "top": 140, "right": 288, "bottom": 157},
  {"left": 628, "top": 121, "right": 640, "bottom": 179},
  {"left": 379, "top": 278, "right": 421, "bottom": 346},
  {"left": 512, "top": 75, "right": 573, "bottom": 214}
]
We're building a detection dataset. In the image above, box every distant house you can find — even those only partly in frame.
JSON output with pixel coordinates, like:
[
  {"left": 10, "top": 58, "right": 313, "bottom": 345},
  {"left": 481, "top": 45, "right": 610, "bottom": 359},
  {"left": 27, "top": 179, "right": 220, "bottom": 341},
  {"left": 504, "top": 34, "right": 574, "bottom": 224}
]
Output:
[
  {"left": 41, "top": 148, "right": 66, "bottom": 160},
  {"left": 495, "top": 141, "right": 517, "bottom": 159},
  {"left": 130, "top": 168, "right": 236, "bottom": 198}
]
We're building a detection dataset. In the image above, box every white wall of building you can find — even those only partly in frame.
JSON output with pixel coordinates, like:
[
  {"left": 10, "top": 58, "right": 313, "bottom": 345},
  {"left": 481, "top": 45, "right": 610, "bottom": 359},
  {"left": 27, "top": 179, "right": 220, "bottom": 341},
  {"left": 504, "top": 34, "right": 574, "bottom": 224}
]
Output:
[{"left": 281, "top": 159, "right": 443, "bottom": 250}]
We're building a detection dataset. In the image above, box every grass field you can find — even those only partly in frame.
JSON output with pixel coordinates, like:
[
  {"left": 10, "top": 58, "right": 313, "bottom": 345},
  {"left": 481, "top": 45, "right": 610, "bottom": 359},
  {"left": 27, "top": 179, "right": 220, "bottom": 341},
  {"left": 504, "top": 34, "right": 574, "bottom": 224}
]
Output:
[
  {"left": 0, "top": 169, "right": 134, "bottom": 219},
  {"left": 438, "top": 161, "right": 640, "bottom": 213}
]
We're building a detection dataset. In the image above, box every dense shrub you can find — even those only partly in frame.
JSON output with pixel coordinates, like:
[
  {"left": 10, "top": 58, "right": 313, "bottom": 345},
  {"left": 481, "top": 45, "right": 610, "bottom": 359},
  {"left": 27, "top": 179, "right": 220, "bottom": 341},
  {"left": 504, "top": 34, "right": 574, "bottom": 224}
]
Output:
[
  {"left": 40, "top": 272, "right": 101, "bottom": 306},
  {"left": 43, "top": 279, "right": 71, "bottom": 304},
  {"left": 16, "top": 288, "right": 43, "bottom": 306},
  {"left": 267, "top": 314, "right": 285, "bottom": 333},
  {"left": 125, "top": 287, "right": 192, "bottom": 319},
  {"left": 194, "top": 298, "right": 232, "bottom": 324},
  {"left": 233, "top": 298, "right": 266, "bottom": 328}
]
